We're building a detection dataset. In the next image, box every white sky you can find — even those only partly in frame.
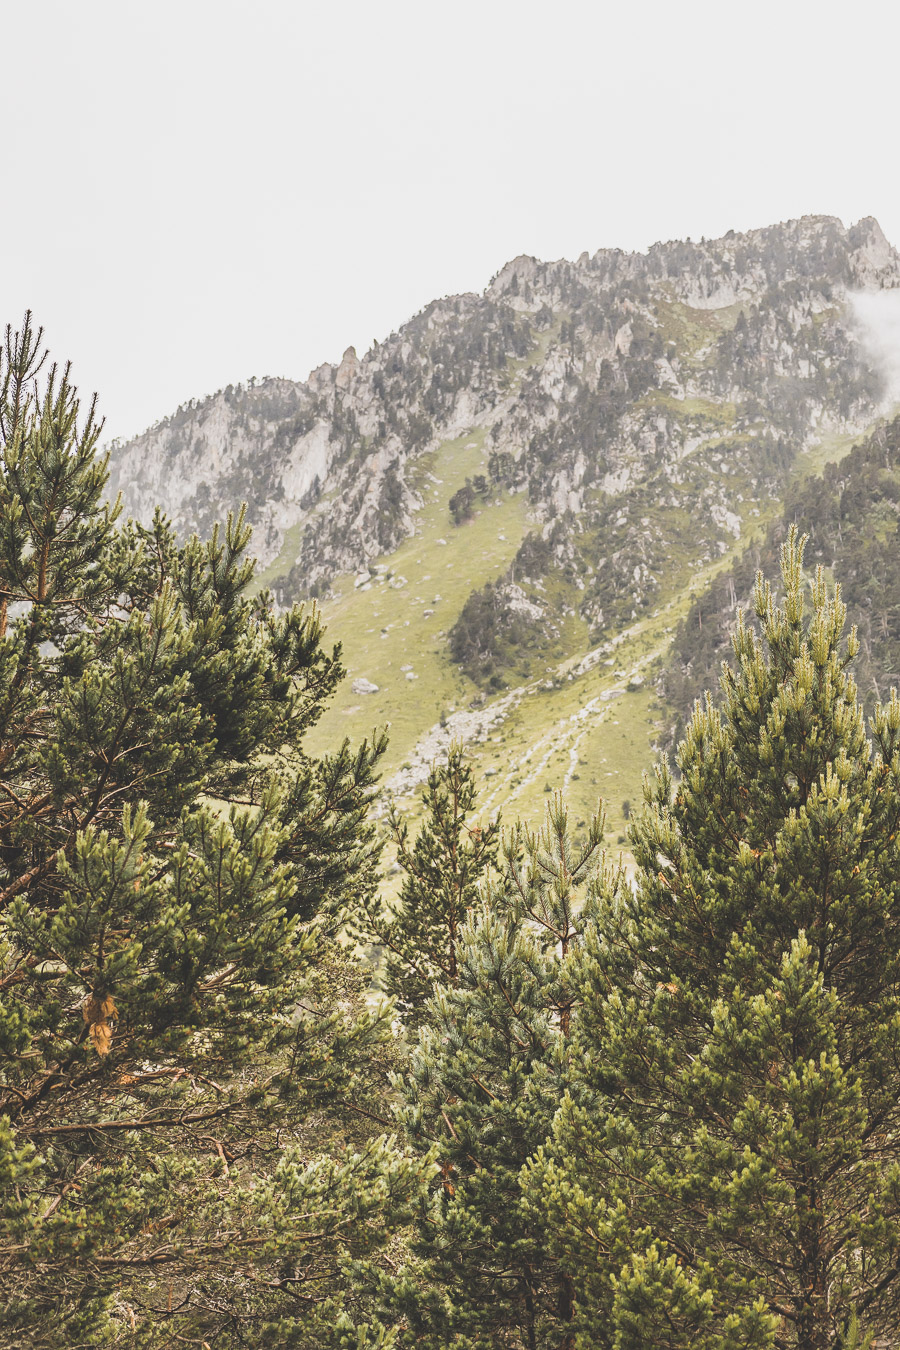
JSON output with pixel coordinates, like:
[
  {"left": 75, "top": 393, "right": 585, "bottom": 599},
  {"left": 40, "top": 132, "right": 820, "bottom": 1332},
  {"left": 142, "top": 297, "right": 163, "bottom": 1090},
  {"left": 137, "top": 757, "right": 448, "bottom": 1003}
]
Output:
[{"left": 3, "top": 0, "right": 899, "bottom": 441}]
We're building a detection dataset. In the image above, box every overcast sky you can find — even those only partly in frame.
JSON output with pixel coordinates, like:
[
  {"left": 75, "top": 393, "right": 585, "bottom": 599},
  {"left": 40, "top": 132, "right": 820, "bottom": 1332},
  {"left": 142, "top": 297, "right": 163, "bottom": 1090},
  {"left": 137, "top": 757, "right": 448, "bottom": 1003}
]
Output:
[{"left": 3, "top": 0, "right": 899, "bottom": 441}]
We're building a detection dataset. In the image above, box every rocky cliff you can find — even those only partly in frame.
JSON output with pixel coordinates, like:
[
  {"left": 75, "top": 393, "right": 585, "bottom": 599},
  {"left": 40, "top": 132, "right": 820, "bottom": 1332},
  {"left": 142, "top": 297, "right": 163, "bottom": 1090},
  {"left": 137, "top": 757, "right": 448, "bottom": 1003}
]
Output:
[{"left": 108, "top": 216, "right": 900, "bottom": 652}]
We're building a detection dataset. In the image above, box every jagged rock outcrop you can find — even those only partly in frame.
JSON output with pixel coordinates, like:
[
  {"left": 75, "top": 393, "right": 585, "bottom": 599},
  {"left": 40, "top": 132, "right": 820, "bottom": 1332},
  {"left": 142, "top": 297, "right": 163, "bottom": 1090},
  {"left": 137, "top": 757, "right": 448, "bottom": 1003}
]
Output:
[{"left": 108, "top": 216, "right": 900, "bottom": 630}]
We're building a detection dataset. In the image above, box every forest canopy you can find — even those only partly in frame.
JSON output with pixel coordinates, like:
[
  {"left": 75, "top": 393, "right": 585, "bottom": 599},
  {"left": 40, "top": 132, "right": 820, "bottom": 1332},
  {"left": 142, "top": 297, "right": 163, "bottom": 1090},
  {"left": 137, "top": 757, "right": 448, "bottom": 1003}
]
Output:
[{"left": 3, "top": 318, "right": 900, "bottom": 1350}]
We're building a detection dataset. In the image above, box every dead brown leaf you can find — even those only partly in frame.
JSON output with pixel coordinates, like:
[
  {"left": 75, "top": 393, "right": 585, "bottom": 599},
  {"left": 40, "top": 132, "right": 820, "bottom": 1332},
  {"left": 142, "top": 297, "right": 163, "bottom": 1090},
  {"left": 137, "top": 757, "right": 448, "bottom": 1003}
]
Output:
[
  {"left": 90, "top": 1021, "right": 114, "bottom": 1056},
  {"left": 83, "top": 993, "right": 118, "bottom": 1057}
]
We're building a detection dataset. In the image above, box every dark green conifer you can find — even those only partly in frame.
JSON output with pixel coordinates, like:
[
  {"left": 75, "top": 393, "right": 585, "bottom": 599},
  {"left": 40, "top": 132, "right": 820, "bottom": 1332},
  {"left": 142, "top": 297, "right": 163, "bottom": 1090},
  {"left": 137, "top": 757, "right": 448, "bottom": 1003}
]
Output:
[
  {"left": 529, "top": 530, "right": 900, "bottom": 1350},
  {"left": 0, "top": 316, "right": 421, "bottom": 1348},
  {"left": 359, "top": 742, "right": 500, "bottom": 1024},
  {"left": 386, "top": 797, "right": 610, "bottom": 1349}
]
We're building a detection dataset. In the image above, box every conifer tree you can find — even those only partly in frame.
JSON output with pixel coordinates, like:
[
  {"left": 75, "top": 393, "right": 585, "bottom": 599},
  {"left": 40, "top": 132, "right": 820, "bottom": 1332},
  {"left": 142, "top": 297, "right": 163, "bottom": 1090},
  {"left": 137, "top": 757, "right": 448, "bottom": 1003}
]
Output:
[
  {"left": 383, "top": 797, "right": 612, "bottom": 1349},
  {"left": 0, "top": 316, "right": 423, "bottom": 1348},
  {"left": 529, "top": 529, "right": 900, "bottom": 1350},
  {"left": 358, "top": 742, "right": 500, "bottom": 1024}
]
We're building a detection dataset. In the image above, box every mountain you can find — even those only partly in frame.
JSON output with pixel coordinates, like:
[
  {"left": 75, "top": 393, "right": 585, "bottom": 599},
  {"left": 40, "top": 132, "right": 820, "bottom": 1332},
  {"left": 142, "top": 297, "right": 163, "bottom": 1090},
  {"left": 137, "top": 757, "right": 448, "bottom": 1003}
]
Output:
[
  {"left": 107, "top": 215, "right": 900, "bottom": 837},
  {"left": 663, "top": 411, "right": 900, "bottom": 739}
]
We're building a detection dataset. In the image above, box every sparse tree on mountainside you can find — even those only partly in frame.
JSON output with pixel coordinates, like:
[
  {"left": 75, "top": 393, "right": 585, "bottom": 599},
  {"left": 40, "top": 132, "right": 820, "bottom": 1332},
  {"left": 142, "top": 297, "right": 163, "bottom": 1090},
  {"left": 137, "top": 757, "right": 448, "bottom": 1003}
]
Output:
[
  {"left": 666, "top": 418, "right": 900, "bottom": 737},
  {"left": 529, "top": 530, "right": 900, "bottom": 1349},
  {"left": 449, "top": 480, "right": 476, "bottom": 525},
  {"left": 0, "top": 315, "right": 422, "bottom": 1349}
]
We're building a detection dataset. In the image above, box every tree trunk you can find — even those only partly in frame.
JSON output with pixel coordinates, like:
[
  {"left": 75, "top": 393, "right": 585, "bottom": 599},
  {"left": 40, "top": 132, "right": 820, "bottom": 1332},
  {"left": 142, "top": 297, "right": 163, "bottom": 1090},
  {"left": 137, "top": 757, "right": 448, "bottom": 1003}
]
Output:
[
  {"left": 557, "top": 1271, "right": 576, "bottom": 1350},
  {"left": 796, "top": 1182, "right": 827, "bottom": 1350}
]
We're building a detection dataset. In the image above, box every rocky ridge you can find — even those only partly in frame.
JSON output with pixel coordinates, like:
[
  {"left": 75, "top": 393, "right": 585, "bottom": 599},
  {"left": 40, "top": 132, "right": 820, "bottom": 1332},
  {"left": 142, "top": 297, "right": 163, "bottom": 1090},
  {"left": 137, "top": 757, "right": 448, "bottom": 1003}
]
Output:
[{"left": 109, "top": 216, "right": 900, "bottom": 682}]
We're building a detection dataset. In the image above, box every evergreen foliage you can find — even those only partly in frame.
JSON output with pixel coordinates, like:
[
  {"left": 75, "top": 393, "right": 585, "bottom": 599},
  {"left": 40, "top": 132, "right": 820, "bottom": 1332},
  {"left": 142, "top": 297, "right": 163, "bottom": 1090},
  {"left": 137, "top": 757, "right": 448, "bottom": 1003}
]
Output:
[
  {"left": 11, "top": 303, "right": 900, "bottom": 1350},
  {"left": 356, "top": 743, "right": 500, "bottom": 1025},
  {"left": 529, "top": 530, "right": 900, "bottom": 1349},
  {"left": 386, "top": 797, "right": 612, "bottom": 1348},
  {"left": 0, "top": 316, "right": 421, "bottom": 1348},
  {"left": 665, "top": 414, "right": 900, "bottom": 736}
]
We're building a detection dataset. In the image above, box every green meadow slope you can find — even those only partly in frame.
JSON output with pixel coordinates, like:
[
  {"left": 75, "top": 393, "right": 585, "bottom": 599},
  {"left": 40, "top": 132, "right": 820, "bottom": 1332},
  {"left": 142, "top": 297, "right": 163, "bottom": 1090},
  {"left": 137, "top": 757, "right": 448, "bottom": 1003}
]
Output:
[{"left": 305, "top": 416, "right": 885, "bottom": 844}]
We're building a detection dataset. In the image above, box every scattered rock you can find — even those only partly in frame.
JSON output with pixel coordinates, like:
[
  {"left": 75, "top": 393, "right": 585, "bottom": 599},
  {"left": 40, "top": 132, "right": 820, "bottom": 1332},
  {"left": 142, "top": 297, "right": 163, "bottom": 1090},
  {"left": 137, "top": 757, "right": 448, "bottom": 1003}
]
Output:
[
  {"left": 384, "top": 686, "right": 522, "bottom": 799},
  {"left": 351, "top": 678, "right": 379, "bottom": 695}
]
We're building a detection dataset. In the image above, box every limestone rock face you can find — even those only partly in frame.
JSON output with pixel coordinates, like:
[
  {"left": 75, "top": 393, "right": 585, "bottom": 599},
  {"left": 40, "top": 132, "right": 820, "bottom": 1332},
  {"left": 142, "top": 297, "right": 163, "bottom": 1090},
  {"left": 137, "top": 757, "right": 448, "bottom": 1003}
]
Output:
[
  {"left": 335, "top": 346, "right": 359, "bottom": 390},
  {"left": 848, "top": 217, "right": 899, "bottom": 288},
  {"left": 108, "top": 214, "right": 900, "bottom": 610}
]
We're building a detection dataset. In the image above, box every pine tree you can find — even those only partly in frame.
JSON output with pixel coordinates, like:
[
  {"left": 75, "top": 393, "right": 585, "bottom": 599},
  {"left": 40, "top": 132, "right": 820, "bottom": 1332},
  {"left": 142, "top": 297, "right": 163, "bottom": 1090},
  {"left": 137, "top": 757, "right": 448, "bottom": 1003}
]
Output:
[
  {"left": 0, "top": 316, "right": 423, "bottom": 1348},
  {"left": 382, "top": 797, "right": 611, "bottom": 1348},
  {"left": 358, "top": 742, "right": 500, "bottom": 1024},
  {"left": 529, "top": 529, "right": 900, "bottom": 1349}
]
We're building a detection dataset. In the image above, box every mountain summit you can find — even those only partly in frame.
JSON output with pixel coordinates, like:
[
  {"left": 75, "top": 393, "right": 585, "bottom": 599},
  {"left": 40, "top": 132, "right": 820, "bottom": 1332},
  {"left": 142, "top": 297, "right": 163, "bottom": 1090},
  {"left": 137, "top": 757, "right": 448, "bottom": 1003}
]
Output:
[{"left": 109, "top": 216, "right": 898, "bottom": 607}]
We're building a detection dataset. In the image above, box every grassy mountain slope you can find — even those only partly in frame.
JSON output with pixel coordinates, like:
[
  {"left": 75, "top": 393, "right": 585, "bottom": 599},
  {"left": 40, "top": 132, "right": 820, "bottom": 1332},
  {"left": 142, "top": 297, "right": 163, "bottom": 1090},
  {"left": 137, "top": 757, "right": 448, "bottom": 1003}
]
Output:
[{"left": 304, "top": 415, "right": 886, "bottom": 843}]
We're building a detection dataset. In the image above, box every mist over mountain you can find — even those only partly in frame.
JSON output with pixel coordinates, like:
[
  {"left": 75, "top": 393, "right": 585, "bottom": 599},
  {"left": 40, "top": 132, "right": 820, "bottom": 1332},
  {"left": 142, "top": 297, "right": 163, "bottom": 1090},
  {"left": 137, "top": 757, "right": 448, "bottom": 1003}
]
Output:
[{"left": 850, "top": 287, "right": 900, "bottom": 400}]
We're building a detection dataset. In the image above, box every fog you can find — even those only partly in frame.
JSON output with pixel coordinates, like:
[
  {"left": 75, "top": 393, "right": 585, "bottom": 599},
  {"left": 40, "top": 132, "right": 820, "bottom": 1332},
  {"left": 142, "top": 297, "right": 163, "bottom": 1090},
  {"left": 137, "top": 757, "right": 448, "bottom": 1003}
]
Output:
[{"left": 850, "top": 289, "right": 900, "bottom": 405}]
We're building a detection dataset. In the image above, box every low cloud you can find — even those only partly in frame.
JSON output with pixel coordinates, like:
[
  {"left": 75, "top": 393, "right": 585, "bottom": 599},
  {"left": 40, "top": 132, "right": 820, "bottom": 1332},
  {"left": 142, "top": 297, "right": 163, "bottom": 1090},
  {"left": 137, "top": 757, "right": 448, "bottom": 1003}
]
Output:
[{"left": 849, "top": 288, "right": 900, "bottom": 405}]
